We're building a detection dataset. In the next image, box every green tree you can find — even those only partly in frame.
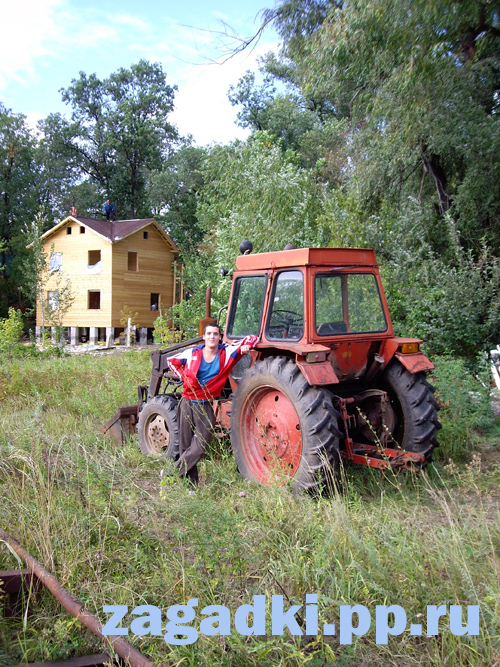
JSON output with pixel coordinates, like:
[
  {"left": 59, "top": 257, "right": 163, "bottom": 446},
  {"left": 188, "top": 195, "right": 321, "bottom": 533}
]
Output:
[
  {"left": 41, "top": 60, "right": 179, "bottom": 219},
  {"left": 21, "top": 212, "right": 50, "bottom": 331},
  {"left": 147, "top": 142, "right": 207, "bottom": 253},
  {"left": 260, "top": 0, "right": 500, "bottom": 252},
  {"left": 0, "top": 104, "right": 46, "bottom": 316},
  {"left": 0, "top": 104, "right": 38, "bottom": 261},
  {"left": 198, "top": 132, "right": 331, "bottom": 258}
]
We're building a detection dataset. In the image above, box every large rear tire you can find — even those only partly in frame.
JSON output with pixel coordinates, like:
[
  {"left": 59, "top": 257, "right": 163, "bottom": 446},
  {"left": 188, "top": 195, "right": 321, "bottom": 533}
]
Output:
[
  {"left": 137, "top": 395, "right": 179, "bottom": 459},
  {"left": 380, "top": 361, "right": 441, "bottom": 459},
  {"left": 230, "top": 356, "right": 341, "bottom": 491}
]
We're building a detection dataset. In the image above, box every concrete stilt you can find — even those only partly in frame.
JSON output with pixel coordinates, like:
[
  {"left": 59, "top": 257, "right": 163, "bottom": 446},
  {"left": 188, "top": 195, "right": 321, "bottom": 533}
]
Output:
[
  {"left": 36, "top": 326, "right": 42, "bottom": 344},
  {"left": 70, "top": 327, "right": 78, "bottom": 346},
  {"left": 51, "top": 327, "right": 57, "bottom": 344},
  {"left": 106, "top": 327, "right": 115, "bottom": 347},
  {"left": 139, "top": 327, "right": 148, "bottom": 345},
  {"left": 90, "top": 327, "right": 98, "bottom": 345}
]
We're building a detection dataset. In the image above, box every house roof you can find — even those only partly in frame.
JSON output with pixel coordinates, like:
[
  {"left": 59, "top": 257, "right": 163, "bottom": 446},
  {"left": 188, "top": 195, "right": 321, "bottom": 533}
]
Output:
[{"left": 32, "top": 216, "right": 179, "bottom": 253}]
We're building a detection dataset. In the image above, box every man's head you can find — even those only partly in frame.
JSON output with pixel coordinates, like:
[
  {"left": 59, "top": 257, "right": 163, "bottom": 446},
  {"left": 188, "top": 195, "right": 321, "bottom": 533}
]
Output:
[{"left": 203, "top": 324, "right": 221, "bottom": 350}]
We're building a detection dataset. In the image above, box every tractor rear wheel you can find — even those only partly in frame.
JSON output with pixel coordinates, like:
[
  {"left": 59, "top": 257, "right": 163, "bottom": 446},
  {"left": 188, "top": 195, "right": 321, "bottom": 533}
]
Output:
[
  {"left": 137, "top": 395, "right": 179, "bottom": 459},
  {"left": 230, "top": 356, "right": 341, "bottom": 491},
  {"left": 379, "top": 361, "right": 441, "bottom": 460}
]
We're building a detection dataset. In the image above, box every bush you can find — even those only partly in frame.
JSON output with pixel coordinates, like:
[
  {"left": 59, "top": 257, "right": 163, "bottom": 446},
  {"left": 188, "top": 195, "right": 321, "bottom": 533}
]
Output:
[
  {"left": 430, "top": 355, "right": 494, "bottom": 460},
  {"left": 0, "top": 308, "right": 24, "bottom": 358}
]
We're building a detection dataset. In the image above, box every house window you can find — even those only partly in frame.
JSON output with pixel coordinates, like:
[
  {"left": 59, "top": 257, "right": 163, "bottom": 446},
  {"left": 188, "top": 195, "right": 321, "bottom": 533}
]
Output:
[
  {"left": 88, "top": 291, "right": 101, "bottom": 309},
  {"left": 80, "top": 226, "right": 85, "bottom": 234},
  {"left": 143, "top": 231, "right": 148, "bottom": 240},
  {"left": 88, "top": 250, "right": 101, "bottom": 274},
  {"left": 49, "top": 252, "right": 62, "bottom": 272},
  {"left": 88, "top": 250, "right": 101, "bottom": 265},
  {"left": 128, "top": 251, "right": 138, "bottom": 271},
  {"left": 48, "top": 291, "right": 59, "bottom": 311},
  {"left": 66, "top": 226, "right": 72, "bottom": 235},
  {"left": 151, "top": 293, "right": 160, "bottom": 311}
]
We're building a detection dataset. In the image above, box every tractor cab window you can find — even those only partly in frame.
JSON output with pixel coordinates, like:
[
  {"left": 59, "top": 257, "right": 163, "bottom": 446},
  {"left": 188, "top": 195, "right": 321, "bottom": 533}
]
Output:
[
  {"left": 315, "top": 273, "right": 387, "bottom": 335},
  {"left": 227, "top": 275, "right": 267, "bottom": 338},
  {"left": 267, "top": 270, "right": 304, "bottom": 340}
]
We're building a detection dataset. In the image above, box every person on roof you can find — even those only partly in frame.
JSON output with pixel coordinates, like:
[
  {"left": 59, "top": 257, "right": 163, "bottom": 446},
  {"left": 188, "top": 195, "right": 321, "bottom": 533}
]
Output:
[
  {"left": 103, "top": 200, "right": 115, "bottom": 221},
  {"left": 166, "top": 325, "right": 259, "bottom": 489}
]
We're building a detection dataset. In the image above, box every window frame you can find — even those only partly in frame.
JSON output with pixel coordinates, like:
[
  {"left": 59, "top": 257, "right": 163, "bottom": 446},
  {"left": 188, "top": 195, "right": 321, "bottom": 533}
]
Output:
[
  {"left": 127, "top": 251, "right": 138, "bottom": 272},
  {"left": 47, "top": 290, "right": 59, "bottom": 311},
  {"left": 226, "top": 273, "right": 268, "bottom": 340},
  {"left": 49, "top": 252, "right": 63, "bottom": 272},
  {"left": 265, "top": 268, "right": 305, "bottom": 342},
  {"left": 88, "top": 290, "right": 101, "bottom": 310},
  {"left": 313, "top": 271, "right": 388, "bottom": 336},
  {"left": 150, "top": 293, "right": 160, "bottom": 311}
]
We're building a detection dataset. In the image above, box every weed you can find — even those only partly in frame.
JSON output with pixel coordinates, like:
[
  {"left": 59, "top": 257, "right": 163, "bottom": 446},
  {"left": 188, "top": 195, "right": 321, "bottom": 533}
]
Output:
[{"left": 0, "top": 351, "right": 499, "bottom": 665}]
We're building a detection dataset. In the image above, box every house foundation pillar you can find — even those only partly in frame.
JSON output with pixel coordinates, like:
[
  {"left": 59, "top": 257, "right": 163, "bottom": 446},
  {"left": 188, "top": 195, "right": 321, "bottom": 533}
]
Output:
[
  {"left": 70, "top": 327, "right": 78, "bottom": 346},
  {"left": 36, "top": 326, "right": 42, "bottom": 344},
  {"left": 139, "top": 328, "right": 148, "bottom": 345},
  {"left": 106, "top": 327, "right": 115, "bottom": 347},
  {"left": 90, "top": 327, "right": 98, "bottom": 345},
  {"left": 51, "top": 327, "right": 57, "bottom": 344}
]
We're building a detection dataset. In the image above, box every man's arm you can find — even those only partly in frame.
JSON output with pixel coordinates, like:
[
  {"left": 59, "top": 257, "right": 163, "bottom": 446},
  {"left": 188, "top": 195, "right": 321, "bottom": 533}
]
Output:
[{"left": 221, "top": 335, "right": 259, "bottom": 367}]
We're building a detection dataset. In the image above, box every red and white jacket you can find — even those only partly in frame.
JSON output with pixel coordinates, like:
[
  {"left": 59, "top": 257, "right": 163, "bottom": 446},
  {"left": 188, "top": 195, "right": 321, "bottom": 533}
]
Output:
[{"left": 166, "top": 335, "right": 259, "bottom": 401}]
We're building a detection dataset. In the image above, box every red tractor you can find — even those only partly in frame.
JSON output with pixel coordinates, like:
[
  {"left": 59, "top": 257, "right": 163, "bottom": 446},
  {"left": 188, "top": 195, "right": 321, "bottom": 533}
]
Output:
[{"left": 108, "top": 246, "right": 440, "bottom": 491}]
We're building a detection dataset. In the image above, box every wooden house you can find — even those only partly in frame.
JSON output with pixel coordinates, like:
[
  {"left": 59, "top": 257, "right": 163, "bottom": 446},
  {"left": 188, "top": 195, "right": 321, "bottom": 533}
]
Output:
[{"left": 33, "top": 215, "right": 179, "bottom": 344}]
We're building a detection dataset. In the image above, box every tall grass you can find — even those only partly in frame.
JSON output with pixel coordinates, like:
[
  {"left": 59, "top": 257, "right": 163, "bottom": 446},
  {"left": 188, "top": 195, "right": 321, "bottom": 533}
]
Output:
[{"left": 0, "top": 351, "right": 499, "bottom": 666}]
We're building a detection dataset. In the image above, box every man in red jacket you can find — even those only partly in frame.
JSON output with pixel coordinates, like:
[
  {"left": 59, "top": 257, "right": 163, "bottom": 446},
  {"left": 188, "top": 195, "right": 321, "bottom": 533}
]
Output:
[{"left": 166, "top": 324, "right": 259, "bottom": 488}]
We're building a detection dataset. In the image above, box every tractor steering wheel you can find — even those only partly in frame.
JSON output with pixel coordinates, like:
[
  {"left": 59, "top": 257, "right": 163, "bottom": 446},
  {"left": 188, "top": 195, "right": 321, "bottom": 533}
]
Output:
[{"left": 271, "top": 309, "right": 303, "bottom": 328}]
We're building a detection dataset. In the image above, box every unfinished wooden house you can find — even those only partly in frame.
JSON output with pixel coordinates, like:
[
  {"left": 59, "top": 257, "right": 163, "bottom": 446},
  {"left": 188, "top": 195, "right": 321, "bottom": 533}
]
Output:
[{"left": 33, "top": 215, "right": 179, "bottom": 344}]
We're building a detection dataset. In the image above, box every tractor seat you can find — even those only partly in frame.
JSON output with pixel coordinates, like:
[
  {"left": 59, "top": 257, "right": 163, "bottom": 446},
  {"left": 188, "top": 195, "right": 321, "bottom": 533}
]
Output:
[{"left": 317, "top": 321, "right": 348, "bottom": 335}]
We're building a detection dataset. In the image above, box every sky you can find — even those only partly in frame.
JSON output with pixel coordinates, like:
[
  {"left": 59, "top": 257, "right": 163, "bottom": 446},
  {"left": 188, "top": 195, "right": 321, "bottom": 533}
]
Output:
[{"left": 0, "top": 0, "right": 280, "bottom": 145}]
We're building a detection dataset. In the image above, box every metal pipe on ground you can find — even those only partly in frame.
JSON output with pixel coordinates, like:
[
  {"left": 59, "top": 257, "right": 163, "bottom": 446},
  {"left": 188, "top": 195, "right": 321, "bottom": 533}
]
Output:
[{"left": 0, "top": 528, "right": 156, "bottom": 667}]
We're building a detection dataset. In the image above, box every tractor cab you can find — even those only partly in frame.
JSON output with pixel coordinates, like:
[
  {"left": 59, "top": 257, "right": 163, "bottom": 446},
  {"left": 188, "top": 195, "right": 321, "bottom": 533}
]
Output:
[{"left": 225, "top": 247, "right": 395, "bottom": 384}]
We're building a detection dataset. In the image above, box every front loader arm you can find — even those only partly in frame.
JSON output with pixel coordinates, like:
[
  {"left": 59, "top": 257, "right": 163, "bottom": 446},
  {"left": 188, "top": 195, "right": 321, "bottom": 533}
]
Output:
[{"left": 148, "top": 336, "right": 204, "bottom": 399}]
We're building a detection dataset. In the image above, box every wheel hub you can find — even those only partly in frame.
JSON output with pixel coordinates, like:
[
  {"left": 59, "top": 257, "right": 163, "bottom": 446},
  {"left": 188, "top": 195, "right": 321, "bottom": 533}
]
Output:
[
  {"left": 147, "top": 415, "right": 170, "bottom": 452},
  {"left": 241, "top": 386, "right": 302, "bottom": 484}
]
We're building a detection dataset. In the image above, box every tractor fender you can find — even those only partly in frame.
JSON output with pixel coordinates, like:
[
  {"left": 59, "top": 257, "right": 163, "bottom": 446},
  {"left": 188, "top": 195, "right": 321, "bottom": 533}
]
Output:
[
  {"left": 296, "top": 358, "right": 339, "bottom": 385},
  {"left": 382, "top": 338, "right": 434, "bottom": 374},
  {"left": 394, "top": 352, "right": 434, "bottom": 374}
]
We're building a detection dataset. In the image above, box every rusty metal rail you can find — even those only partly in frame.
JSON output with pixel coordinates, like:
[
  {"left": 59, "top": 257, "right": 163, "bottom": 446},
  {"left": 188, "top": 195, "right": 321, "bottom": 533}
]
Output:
[{"left": 0, "top": 528, "right": 155, "bottom": 667}]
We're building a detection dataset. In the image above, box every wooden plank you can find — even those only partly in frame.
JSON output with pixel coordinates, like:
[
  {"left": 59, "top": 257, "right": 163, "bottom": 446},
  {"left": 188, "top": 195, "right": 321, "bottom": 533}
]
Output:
[
  {"left": 9, "top": 653, "right": 113, "bottom": 667},
  {"left": 111, "top": 225, "right": 174, "bottom": 328}
]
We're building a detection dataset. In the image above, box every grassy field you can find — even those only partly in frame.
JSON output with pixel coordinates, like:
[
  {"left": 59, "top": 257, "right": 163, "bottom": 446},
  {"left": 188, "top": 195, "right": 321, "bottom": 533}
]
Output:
[{"left": 0, "top": 349, "right": 499, "bottom": 666}]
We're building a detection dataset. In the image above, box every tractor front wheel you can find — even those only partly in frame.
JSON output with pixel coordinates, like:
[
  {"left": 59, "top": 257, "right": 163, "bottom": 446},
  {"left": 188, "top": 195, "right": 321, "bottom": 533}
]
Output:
[
  {"left": 137, "top": 395, "right": 179, "bottom": 458},
  {"left": 230, "top": 356, "right": 340, "bottom": 491}
]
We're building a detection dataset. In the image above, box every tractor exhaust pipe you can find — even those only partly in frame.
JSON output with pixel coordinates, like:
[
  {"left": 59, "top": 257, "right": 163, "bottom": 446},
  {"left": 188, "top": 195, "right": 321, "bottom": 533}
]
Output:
[{"left": 198, "top": 286, "right": 217, "bottom": 335}]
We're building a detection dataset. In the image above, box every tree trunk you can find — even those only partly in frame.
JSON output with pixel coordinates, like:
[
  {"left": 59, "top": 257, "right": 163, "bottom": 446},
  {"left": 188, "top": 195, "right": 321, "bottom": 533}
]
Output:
[{"left": 422, "top": 151, "right": 450, "bottom": 215}]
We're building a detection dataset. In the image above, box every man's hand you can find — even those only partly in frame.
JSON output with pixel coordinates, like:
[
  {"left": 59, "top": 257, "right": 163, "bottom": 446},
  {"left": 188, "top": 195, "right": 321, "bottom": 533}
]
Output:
[{"left": 240, "top": 345, "right": 251, "bottom": 354}]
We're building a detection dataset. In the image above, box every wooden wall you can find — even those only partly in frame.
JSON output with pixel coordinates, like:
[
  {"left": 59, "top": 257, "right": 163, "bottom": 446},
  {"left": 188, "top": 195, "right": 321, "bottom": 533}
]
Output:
[
  {"left": 35, "top": 221, "right": 112, "bottom": 327},
  {"left": 111, "top": 225, "right": 176, "bottom": 328}
]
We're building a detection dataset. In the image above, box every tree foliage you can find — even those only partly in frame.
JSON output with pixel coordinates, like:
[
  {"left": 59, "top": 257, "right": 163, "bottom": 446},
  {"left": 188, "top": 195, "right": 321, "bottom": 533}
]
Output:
[
  {"left": 215, "top": 0, "right": 500, "bottom": 356},
  {"left": 198, "top": 132, "right": 330, "bottom": 257},
  {"left": 148, "top": 142, "right": 206, "bottom": 253},
  {"left": 41, "top": 60, "right": 178, "bottom": 219},
  {"left": 0, "top": 104, "right": 38, "bottom": 255}
]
